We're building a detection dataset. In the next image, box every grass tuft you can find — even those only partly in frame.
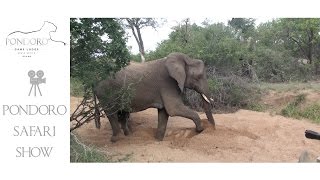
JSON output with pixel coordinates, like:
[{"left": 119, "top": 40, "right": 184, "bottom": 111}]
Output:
[
  {"left": 246, "top": 103, "right": 268, "bottom": 112},
  {"left": 300, "top": 104, "right": 320, "bottom": 123},
  {"left": 70, "top": 133, "right": 109, "bottom": 162},
  {"left": 280, "top": 94, "right": 320, "bottom": 123}
]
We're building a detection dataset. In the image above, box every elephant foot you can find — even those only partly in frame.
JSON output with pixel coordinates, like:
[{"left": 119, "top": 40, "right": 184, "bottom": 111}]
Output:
[
  {"left": 110, "top": 135, "right": 120, "bottom": 143},
  {"left": 196, "top": 126, "right": 204, "bottom": 133},
  {"left": 155, "top": 132, "right": 165, "bottom": 141},
  {"left": 123, "top": 129, "right": 130, "bottom": 136},
  {"left": 207, "top": 120, "right": 216, "bottom": 130}
]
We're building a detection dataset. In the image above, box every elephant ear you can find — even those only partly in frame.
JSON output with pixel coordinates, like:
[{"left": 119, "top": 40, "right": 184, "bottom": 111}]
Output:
[{"left": 165, "top": 56, "right": 186, "bottom": 92}]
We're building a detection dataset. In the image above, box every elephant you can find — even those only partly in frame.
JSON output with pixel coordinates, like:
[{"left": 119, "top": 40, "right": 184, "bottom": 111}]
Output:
[{"left": 95, "top": 52, "right": 216, "bottom": 142}]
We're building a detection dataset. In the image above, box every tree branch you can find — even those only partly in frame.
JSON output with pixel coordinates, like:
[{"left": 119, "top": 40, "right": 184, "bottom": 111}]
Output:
[
  {"left": 290, "top": 36, "right": 309, "bottom": 60},
  {"left": 135, "top": 24, "right": 145, "bottom": 55}
]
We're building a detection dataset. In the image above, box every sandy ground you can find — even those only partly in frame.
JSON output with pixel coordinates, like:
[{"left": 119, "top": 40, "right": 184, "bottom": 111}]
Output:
[{"left": 71, "top": 96, "right": 320, "bottom": 162}]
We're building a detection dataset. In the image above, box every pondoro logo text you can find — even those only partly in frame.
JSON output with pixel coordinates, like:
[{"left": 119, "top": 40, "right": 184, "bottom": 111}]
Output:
[
  {"left": 6, "top": 37, "right": 49, "bottom": 46},
  {"left": 5, "top": 21, "right": 66, "bottom": 57}
]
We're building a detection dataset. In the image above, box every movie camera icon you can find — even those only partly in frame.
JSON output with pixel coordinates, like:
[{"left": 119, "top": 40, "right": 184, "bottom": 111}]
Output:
[{"left": 28, "top": 70, "right": 46, "bottom": 96}]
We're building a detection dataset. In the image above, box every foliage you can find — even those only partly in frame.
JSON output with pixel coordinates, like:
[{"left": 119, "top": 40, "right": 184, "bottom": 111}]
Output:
[
  {"left": 253, "top": 47, "right": 313, "bottom": 82},
  {"left": 228, "top": 18, "right": 256, "bottom": 40},
  {"left": 96, "top": 80, "right": 137, "bottom": 116},
  {"left": 70, "top": 18, "right": 131, "bottom": 132},
  {"left": 183, "top": 73, "right": 262, "bottom": 112},
  {"left": 256, "top": 18, "right": 320, "bottom": 75},
  {"left": 131, "top": 18, "right": 320, "bottom": 112},
  {"left": 70, "top": 18, "right": 130, "bottom": 90},
  {"left": 147, "top": 23, "right": 244, "bottom": 74},
  {"left": 146, "top": 18, "right": 320, "bottom": 82},
  {"left": 122, "top": 18, "right": 164, "bottom": 62},
  {"left": 280, "top": 93, "right": 320, "bottom": 123},
  {"left": 70, "top": 133, "right": 133, "bottom": 162},
  {"left": 70, "top": 77, "right": 84, "bottom": 97},
  {"left": 300, "top": 104, "right": 320, "bottom": 123},
  {"left": 210, "top": 75, "right": 262, "bottom": 108},
  {"left": 279, "top": 19, "right": 320, "bottom": 61},
  {"left": 255, "top": 19, "right": 286, "bottom": 50},
  {"left": 281, "top": 94, "right": 306, "bottom": 118},
  {"left": 70, "top": 133, "right": 109, "bottom": 162},
  {"left": 130, "top": 53, "right": 142, "bottom": 62}
]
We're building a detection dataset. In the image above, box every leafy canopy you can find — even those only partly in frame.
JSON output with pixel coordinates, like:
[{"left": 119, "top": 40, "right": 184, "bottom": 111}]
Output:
[{"left": 70, "top": 18, "right": 130, "bottom": 90}]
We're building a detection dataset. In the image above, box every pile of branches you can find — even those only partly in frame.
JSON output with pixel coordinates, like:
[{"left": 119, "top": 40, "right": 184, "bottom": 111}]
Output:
[
  {"left": 70, "top": 97, "right": 103, "bottom": 131},
  {"left": 70, "top": 88, "right": 132, "bottom": 131}
]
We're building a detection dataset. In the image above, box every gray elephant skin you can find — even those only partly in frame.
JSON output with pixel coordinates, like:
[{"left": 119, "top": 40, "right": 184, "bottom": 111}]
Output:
[{"left": 95, "top": 52, "right": 216, "bottom": 142}]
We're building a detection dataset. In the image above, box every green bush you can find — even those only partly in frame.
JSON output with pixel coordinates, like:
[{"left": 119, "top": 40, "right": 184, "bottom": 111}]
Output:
[
  {"left": 146, "top": 23, "right": 244, "bottom": 75},
  {"left": 70, "top": 78, "right": 84, "bottom": 97},
  {"left": 70, "top": 18, "right": 130, "bottom": 95},
  {"left": 280, "top": 94, "right": 320, "bottom": 123},
  {"left": 300, "top": 104, "right": 320, "bottom": 123},
  {"left": 183, "top": 74, "right": 262, "bottom": 112},
  {"left": 130, "top": 53, "right": 142, "bottom": 62},
  {"left": 281, "top": 103, "right": 301, "bottom": 118},
  {"left": 254, "top": 48, "right": 313, "bottom": 82},
  {"left": 210, "top": 75, "right": 261, "bottom": 108},
  {"left": 145, "top": 19, "right": 320, "bottom": 83},
  {"left": 207, "top": 78, "right": 223, "bottom": 92},
  {"left": 281, "top": 94, "right": 306, "bottom": 118}
]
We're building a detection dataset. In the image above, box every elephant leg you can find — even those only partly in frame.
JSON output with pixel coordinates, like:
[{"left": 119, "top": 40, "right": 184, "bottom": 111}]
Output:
[
  {"left": 155, "top": 108, "right": 169, "bottom": 141},
  {"left": 171, "top": 105, "right": 204, "bottom": 132},
  {"left": 161, "top": 89, "right": 204, "bottom": 133},
  {"left": 106, "top": 112, "right": 121, "bottom": 142},
  {"left": 117, "top": 111, "right": 130, "bottom": 136}
]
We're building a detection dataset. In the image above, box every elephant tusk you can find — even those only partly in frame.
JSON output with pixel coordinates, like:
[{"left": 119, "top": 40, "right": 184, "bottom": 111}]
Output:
[
  {"left": 210, "top": 98, "right": 214, "bottom": 102},
  {"left": 201, "top": 94, "right": 210, "bottom": 103}
]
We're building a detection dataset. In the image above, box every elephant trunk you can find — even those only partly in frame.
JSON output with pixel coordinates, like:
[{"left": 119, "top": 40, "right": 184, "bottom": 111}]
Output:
[
  {"left": 201, "top": 93, "right": 216, "bottom": 128},
  {"left": 198, "top": 81, "right": 216, "bottom": 128}
]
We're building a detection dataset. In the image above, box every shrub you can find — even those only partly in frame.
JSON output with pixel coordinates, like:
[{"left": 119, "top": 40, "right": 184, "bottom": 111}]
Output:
[
  {"left": 280, "top": 94, "right": 320, "bottom": 123},
  {"left": 281, "top": 94, "right": 306, "bottom": 118},
  {"left": 70, "top": 77, "right": 84, "bottom": 97},
  {"left": 210, "top": 75, "right": 261, "bottom": 108},
  {"left": 254, "top": 48, "right": 313, "bottom": 82},
  {"left": 130, "top": 53, "right": 142, "bottom": 62},
  {"left": 183, "top": 73, "right": 262, "bottom": 113},
  {"left": 281, "top": 103, "right": 300, "bottom": 118},
  {"left": 300, "top": 104, "right": 320, "bottom": 123}
]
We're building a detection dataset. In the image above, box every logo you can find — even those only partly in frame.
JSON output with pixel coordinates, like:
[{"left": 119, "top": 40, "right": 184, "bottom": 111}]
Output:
[
  {"left": 28, "top": 70, "right": 46, "bottom": 96},
  {"left": 6, "top": 21, "right": 66, "bottom": 58}
]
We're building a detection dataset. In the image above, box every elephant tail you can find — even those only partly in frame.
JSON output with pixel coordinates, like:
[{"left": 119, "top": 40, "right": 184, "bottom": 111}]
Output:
[{"left": 93, "top": 87, "right": 101, "bottom": 129}]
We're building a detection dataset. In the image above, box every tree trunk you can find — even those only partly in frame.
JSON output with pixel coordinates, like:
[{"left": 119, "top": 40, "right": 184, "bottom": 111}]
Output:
[
  {"left": 307, "top": 28, "right": 314, "bottom": 64},
  {"left": 315, "top": 63, "right": 320, "bottom": 75},
  {"left": 140, "top": 53, "right": 145, "bottom": 62},
  {"left": 135, "top": 24, "right": 145, "bottom": 63},
  {"left": 126, "top": 19, "right": 146, "bottom": 63}
]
